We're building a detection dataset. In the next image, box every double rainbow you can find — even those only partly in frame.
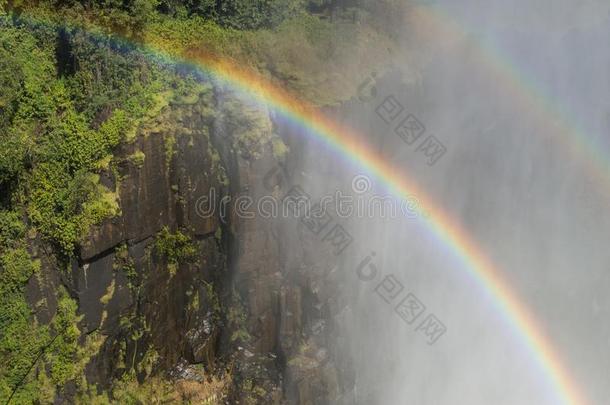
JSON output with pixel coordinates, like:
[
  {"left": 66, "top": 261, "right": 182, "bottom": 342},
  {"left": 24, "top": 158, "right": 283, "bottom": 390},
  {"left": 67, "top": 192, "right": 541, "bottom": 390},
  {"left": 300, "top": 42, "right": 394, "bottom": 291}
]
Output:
[
  {"left": 410, "top": 5, "right": 610, "bottom": 199},
  {"left": 4, "top": 5, "right": 593, "bottom": 404}
]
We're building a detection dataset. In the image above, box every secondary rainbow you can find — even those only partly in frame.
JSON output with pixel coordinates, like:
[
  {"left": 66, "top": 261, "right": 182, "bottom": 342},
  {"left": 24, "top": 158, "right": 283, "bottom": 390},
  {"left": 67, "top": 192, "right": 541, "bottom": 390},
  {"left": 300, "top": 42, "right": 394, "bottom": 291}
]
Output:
[
  {"left": 2, "top": 9, "right": 589, "bottom": 405},
  {"left": 410, "top": 4, "right": 610, "bottom": 198}
]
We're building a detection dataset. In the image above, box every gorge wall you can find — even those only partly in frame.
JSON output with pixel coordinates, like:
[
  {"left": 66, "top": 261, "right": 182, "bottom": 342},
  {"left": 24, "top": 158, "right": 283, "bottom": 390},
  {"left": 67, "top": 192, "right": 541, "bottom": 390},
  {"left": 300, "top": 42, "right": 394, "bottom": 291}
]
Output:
[{"left": 25, "top": 80, "right": 354, "bottom": 404}]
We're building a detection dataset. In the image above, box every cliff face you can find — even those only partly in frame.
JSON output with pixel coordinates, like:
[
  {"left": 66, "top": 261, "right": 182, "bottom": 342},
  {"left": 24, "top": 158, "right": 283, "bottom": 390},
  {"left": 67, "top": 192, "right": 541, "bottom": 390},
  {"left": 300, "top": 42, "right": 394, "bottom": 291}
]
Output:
[{"left": 26, "top": 80, "right": 351, "bottom": 403}]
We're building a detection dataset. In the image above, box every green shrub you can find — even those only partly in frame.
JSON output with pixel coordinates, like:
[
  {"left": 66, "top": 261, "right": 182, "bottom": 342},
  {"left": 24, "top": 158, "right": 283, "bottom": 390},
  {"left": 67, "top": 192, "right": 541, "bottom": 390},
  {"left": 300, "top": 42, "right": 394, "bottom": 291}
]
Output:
[
  {"left": 45, "top": 290, "right": 83, "bottom": 385},
  {"left": 0, "top": 211, "right": 25, "bottom": 248},
  {"left": 0, "top": 247, "right": 47, "bottom": 404},
  {"left": 158, "top": 0, "right": 306, "bottom": 29},
  {"left": 153, "top": 227, "right": 199, "bottom": 270}
]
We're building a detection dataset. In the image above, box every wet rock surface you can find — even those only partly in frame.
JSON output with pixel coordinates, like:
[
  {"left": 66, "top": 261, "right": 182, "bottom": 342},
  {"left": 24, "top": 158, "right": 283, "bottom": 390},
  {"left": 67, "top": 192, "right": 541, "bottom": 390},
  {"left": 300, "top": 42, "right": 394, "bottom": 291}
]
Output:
[{"left": 27, "top": 83, "right": 352, "bottom": 403}]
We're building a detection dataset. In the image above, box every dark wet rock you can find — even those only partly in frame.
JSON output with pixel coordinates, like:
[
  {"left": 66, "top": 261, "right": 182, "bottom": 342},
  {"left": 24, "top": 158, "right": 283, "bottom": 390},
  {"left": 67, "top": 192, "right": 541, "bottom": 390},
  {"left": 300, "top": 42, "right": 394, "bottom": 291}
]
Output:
[{"left": 30, "top": 84, "right": 354, "bottom": 404}]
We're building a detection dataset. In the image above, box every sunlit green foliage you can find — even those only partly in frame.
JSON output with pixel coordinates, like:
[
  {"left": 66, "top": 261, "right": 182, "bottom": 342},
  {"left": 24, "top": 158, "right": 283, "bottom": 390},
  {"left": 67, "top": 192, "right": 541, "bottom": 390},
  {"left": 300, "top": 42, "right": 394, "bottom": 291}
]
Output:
[
  {"left": 0, "top": 19, "right": 160, "bottom": 401},
  {"left": 154, "top": 227, "right": 199, "bottom": 267},
  {"left": 0, "top": 0, "right": 403, "bottom": 401},
  {"left": 44, "top": 290, "right": 82, "bottom": 385},
  {"left": 0, "top": 20, "right": 170, "bottom": 255},
  {"left": 0, "top": 210, "right": 46, "bottom": 402},
  {"left": 0, "top": 247, "right": 82, "bottom": 403}
]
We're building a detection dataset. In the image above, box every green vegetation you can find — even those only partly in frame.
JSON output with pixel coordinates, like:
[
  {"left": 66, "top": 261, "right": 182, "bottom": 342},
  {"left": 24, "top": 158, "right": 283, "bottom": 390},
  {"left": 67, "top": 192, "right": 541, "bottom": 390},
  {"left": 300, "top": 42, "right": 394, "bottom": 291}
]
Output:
[
  {"left": 0, "top": 0, "right": 404, "bottom": 401},
  {"left": 5, "top": 0, "right": 400, "bottom": 105},
  {"left": 45, "top": 290, "right": 84, "bottom": 386},
  {"left": 0, "top": 269, "right": 95, "bottom": 403},
  {"left": 6, "top": 1, "right": 404, "bottom": 32},
  {"left": 157, "top": 0, "right": 306, "bottom": 29},
  {"left": 127, "top": 150, "right": 146, "bottom": 168},
  {"left": 0, "top": 16, "right": 162, "bottom": 403},
  {"left": 0, "top": 246, "right": 45, "bottom": 404},
  {"left": 114, "top": 243, "right": 138, "bottom": 292},
  {"left": 0, "top": 20, "right": 162, "bottom": 256},
  {"left": 221, "top": 98, "right": 274, "bottom": 159},
  {"left": 227, "top": 288, "right": 251, "bottom": 344},
  {"left": 153, "top": 227, "right": 199, "bottom": 274}
]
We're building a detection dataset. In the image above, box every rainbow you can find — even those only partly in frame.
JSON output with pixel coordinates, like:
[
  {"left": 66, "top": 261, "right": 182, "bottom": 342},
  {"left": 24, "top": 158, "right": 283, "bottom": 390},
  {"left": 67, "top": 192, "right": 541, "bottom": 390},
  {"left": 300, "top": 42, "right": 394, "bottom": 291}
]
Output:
[
  {"left": 2, "top": 7, "right": 590, "bottom": 405},
  {"left": 410, "top": 4, "right": 610, "bottom": 199},
  {"left": 190, "top": 57, "right": 588, "bottom": 405},
  {"left": 180, "top": 27, "right": 591, "bottom": 405}
]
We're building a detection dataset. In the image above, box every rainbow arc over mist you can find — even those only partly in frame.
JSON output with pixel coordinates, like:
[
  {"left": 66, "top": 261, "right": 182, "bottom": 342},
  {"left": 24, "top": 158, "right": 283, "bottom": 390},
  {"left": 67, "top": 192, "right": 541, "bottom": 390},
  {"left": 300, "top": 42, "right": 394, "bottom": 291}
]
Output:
[
  {"left": 410, "top": 5, "right": 610, "bottom": 198},
  {"left": 190, "top": 57, "right": 588, "bottom": 405},
  {"left": 4, "top": 6, "right": 594, "bottom": 405}
]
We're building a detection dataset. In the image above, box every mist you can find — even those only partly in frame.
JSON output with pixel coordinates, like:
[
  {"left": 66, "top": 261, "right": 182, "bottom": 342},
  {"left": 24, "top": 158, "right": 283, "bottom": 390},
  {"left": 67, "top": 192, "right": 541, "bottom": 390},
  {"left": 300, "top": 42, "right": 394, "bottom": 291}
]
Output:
[{"left": 278, "top": 1, "right": 610, "bottom": 403}]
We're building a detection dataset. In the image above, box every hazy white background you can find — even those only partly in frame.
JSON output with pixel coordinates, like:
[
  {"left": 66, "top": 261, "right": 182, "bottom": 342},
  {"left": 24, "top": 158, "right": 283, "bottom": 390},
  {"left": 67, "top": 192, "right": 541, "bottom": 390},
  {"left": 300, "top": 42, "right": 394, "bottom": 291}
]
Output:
[{"left": 293, "top": 1, "right": 610, "bottom": 403}]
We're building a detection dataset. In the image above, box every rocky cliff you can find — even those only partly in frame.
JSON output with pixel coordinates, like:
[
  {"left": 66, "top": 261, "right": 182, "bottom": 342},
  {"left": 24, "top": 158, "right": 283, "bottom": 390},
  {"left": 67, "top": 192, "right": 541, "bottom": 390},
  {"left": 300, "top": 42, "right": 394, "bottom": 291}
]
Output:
[{"left": 23, "top": 77, "right": 352, "bottom": 404}]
